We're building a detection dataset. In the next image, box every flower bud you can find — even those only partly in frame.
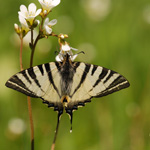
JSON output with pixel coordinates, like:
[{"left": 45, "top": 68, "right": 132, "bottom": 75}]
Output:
[
  {"left": 32, "top": 20, "right": 40, "bottom": 28},
  {"left": 14, "top": 23, "right": 21, "bottom": 34},
  {"left": 58, "top": 34, "right": 68, "bottom": 39}
]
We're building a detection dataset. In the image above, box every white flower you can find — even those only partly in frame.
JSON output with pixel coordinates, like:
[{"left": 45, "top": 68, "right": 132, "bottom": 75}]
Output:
[
  {"left": 61, "top": 43, "right": 78, "bottom": 52},
  {"left": 61, "top": 43, "right": 71, "bottom": 51},
  {"left": 55, "top": 53, "right": 63, "bottom": 62},
  {"left": 19, "top": 15, "right": 30, "bottom": 33},
  {"left": 43, "top": 18, "right": 57, "bottom": 35},
  {"left": 55, "top": 51, "right": 78, "bottom": 62},
  {"left": 38, "top": 0, "right": 61, "bottom": 13},
  {"left": 18, "top": 3, "right": 42, "bottom": 25},
  {"left": 56, "top": 43, "right": 78, "bottom": 62},
  {"left": 14, "top": 16, "right": 30, "bottom": 37}
]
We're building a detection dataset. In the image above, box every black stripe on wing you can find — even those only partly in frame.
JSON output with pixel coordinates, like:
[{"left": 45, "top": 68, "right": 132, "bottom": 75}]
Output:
[
  {"left": 27, "top": 67, "right": 41, "bottom": 88},
  {"left": 103, "top": 70, "right": 115, "bottom": 83},
  {"left": 93, "top": 67, "right": 108, "bottom": 87},
  {"left": 95, "top": 75, "right": 130, "bottom": 98},
  {"left": 5, "top": 75, "right": 38, "bottom": 98},
  {"left": 73, "top": 62, "right": 80, "bottom": 72},
  {"left": 21, "top": 70, "right": 31, "bottom": 84},
  {"left": 71, "top": 63, "right": 91, "bottom": 96},
  {"left": 38, "top": 64, "right": 44, "bottom": 75},
  {"left": 44, "top": 63, "right": 61, "bottom": 97},
  {"left": 91, "top": 65, "right": 98, "bottom": 75},
  {"left": 55, "top": 61, "right": 62, "bottom": 71}
]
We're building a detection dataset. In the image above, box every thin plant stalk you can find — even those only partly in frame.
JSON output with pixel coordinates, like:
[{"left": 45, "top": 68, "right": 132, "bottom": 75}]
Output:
[
  {"left": 30, "top": 34, "right": 41, "bottom": 67},
  {"left": 28, "top": 28, "right": 35, "bottom": 150},
  {"left": 51, "top": 115, "right": 60, "bottom": 150},
  {"left": 27, "top": 96, "right": 34, "bottom": 150},
  {"left": 28, "top": 29, "right": 42, "bottom": 150},
  {"left": 19, "top": 36, "right": 35, "bottom": 150},
  {"left": 20, "top": 38, "right": 23, "bottom": 71}
]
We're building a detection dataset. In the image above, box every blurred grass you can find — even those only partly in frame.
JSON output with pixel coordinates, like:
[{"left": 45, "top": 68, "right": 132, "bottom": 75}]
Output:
[{"left": 0, "top": 0, "right": 150, "bottom": 150}]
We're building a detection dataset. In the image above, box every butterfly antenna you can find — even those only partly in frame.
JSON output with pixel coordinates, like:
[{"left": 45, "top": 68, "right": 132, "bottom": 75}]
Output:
[
  {"left": 51, "top": 109, "right": 63, "bottom": 150},
  {"left": 77, "top": 51, "right": 85, "bottom": 55}
]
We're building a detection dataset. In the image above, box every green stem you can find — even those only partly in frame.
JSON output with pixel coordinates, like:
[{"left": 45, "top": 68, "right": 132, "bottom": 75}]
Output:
[
  {"left": 27, "top": 96, "right": 34, "bottom": 150},
  {"left": 20, "top": 38, "right": 23, "bottom": 71},
  {"left": 30, "top": 34, "right": 41, "bottom": 67},
  {"left": 28, "top": 28, "right": 35, "bottom": 150}
]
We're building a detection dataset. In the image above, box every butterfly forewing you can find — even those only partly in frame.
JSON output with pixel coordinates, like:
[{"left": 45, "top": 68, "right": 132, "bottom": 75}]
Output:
[
  {"left": 6, "top": 71, "right": 39, "bottom": 98},
  {"left": 5, "top": 62, "right": 62, "bottom": 105}
]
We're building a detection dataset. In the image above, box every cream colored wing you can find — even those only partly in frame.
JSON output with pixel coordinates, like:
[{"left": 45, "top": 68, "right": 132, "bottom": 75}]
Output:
[
  {"left": 67, "top": 62, "right": 130, "bottom": 109},
  {"left": 5, "top": 62, "right": 62, "bottom": 106}
]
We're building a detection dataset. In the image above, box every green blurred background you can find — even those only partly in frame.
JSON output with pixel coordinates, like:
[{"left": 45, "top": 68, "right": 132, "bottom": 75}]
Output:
[{"left": 0, "top": 0, "right": 150, "bottom": 150}]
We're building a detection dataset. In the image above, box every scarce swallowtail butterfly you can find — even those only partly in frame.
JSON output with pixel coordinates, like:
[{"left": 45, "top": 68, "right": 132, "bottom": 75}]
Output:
[{"left": 5, "top": 52, "right": 130, "bottom": 132}]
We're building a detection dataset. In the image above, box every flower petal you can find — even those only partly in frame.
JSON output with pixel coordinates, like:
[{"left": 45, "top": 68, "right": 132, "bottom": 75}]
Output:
[
  {"left": 39, "top": 0, "right": 47, "bottom": 7},
  {"left": 55, "top": 55, "right": 61, "bottom": 62},
  {"left": 35, "top": 9, "right": 42, "bottom": 16},
  {"left": 61, "top": 44, "right": 71, "bottom": 51},
  {"left": 44, "top": 18, "right": 50, "bottom": 25},
  {"left": 18, "top": 12, "right": 26, "bottom": 19},
  {"left": 38, "top": 0, "right": 61, "bottom": 12},
  {"left": 27, "top": 16, "right": 36, "bottom": 20},
  {"left": 71, "top": 54, "right": 78, "bottom": 61},
  {"left": 18, "top": 16, "right": 30, "bottom": 33},
  {"left": 52, "top": 0, "right": 61, "bottom": 6},
  {"left": 28, "top": 3, "right": 36, "bottom": 13},
  {"left": 71, "top": 47, "right": 78, "bottom": 51},
  {"left": 48, "top": 19, "right": 57, "bottom": 26},
  {"left": 38, "top": 0, "right": 43, "bottom": 4},
  {"left": 19, "top": 15, "right": 26, "bottom": 25},
  {"left": 41, "top": 3, "right": 52, "bottom": 11},
  {"left": 44, "top": 0, "right": 50, "bottom": 4},
  {"left": 45, "top": 26, "right": 52, "bottom": 34},
  {"left": 20, "top": 5, "right": 27, "bottom": 13},
  {"left": 55, "top": 54, "right": 63, "bottom": 62},
  {"left": 38, "top": 0, "right": 42, "bottom": 5},
  {"left": 14, "top": 23, "right": 19, "bottom": 29}
]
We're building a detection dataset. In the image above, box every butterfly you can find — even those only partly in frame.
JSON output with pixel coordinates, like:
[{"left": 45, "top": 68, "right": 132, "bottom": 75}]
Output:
[{"left": 5, "top": 53, "right": 130, "bottom": 132}]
